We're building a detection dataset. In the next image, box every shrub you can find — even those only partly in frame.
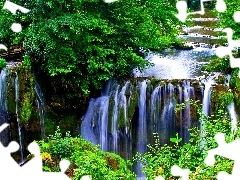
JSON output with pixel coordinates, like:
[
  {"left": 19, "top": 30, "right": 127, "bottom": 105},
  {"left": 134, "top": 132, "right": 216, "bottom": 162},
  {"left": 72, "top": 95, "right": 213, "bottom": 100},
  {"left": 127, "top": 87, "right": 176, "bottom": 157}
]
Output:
[
  {"left": 38, "top": 126, "right": 135, "bottom": 179},
  {"left": 0, "top": 58, "right": 7, "bottom": 69},
  {"left": 201, "top": 56, "right": 231, "bottom": 73}
]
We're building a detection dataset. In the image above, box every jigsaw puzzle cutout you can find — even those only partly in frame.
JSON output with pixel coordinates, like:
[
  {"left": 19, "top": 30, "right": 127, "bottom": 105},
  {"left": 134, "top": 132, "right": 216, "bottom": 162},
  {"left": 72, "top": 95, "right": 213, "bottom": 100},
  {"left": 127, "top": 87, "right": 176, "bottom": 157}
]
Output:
[
  {"left": 176, "top": 0, "right": 226, "bottom": 22},
  {"left": 204, "top": 132, "right": 240, "bottom": 179},
  {"left": 0, "top": 0, "right": 30, "bottom": 51},
  {"left": 215, "top": 27, "right": 240, "bottom": 78},
  {"left": 104, "top": 0, "right": 118, "bottom": 3},
  {"left": 176, "top": 0, "right": 240, "bottom": 77},
  {"left": 233, "top": 11, "right": 240, "bottom": 22},
  {"left": 0, "top": 123, "right": 92, "bottom": 179},
  {"left": 3, "top": 0, "right": 30, "bottom": 33},
  {"left": 0, "top": 0, "right": 239, "bottom": 179},
  {"left": 155, "top": 133, "right": 240, "bottom": 180}
]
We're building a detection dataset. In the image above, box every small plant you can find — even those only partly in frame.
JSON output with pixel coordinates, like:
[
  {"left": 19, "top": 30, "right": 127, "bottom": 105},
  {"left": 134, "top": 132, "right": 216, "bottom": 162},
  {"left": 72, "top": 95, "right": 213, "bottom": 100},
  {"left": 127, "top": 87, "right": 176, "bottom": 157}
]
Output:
[
  {"left": 38, "top": 126, "right": 136, "bottom": 179},
  {"left": 23, "top": 55, "right": 31, "bottom": 69},
  {"left": 0, "top": 58, "right": 7, "bottom": 69}
]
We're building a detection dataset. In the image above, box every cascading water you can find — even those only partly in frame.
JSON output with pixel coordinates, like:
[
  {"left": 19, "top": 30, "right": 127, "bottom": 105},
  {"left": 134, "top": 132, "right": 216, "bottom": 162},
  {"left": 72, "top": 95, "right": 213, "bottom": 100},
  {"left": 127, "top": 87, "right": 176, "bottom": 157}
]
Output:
[
  {"left": 136, "top": 80, "right": 147, "bottom": 179},
  {"left": 81, "top": 96, "right": 110, "bottom": 151},
  {"left": 0, "top": 69, "right": 9, "bottom": 146},
  {"left": 35, "top": 82, "right": 46, "bottom": 140},
  {"left": 182, "top": 81, "right": 192, "bottom": 142},
  {"left": 150, "top": 85, "right": 161, "bottom": 141},
  {"left": 202, "top": 77, "right": 215, "bottom": 116},
  {"left": 111, "top": 85, "right": 119, "bottom": 153},
  {"left": 81, "top": 79, "right": 198, "bottom": 178},
  {"left": 228, "top": 102, "right": 238, "bottom": 133},
  {"left": 81, "top": 99, "right": 98, "bottom": 145},
  {"left": 15, "top": 72, "right": 24, "bottom": 162},
  {"left": 200, "top": 76, "right": 215, "bottom": 148},
  {"left": 178, "top": 85, "right": 183, "bottom": 141},
  {"left": 80, "top": 13, "right": 239, "bottom": 178},
  {"left": 159, "top": 83, "right": 176, "bottom": 145}
]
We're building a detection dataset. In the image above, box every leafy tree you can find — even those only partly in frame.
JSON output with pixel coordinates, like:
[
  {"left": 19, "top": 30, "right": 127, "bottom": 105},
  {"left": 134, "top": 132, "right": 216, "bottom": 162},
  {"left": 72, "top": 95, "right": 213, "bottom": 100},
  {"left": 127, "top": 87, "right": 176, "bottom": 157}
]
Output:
[{"left": 0, "top": 0, "right": 182, "bottom": 94}]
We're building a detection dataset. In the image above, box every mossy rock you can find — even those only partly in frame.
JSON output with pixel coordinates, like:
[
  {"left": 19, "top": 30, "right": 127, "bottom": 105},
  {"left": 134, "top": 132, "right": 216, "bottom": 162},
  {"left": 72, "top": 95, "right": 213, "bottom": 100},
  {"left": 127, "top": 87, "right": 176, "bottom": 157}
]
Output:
[
  {"left": 211, "top": 84, "right": 234, "bottom": 113},
  {"left": 229, "top": 69, "right": 240, "bottom": 117}
]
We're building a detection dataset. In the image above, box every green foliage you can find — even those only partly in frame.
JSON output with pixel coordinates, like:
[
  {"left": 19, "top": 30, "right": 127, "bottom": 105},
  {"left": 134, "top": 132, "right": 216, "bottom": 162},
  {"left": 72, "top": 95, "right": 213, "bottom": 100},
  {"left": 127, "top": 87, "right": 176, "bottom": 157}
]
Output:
[
  {"left": 215, "top": 91, "right": 234, "bottom": 110},
  {"left": 134, "top": 99, "right": 238, "bottom": 179},
  {"left": 201, "top": 56, "right": 231, "bottom": 73},
  {"left": 230, "top": 69, "right": 240, "bottom": 89},
  {"left": 16, "top": 63, "right": 35, "bottom": 124},
  {"left": 0, "top": 58, "right": 7, "bottom": 69},
  {"left": 0, "top": 0, "right": 182, "bottom": 94},
  {"left": 229, "top": 69, "right": 240, "bottom": 116},
  {"left": 217, "top": 0, "right": 240, "bottom": 40},
  {"left": 23, "top": 55, "right": 32, "bottom": 69},
  {"left": 211, "top": 85, "right": 234, "bottom": 113},
  {"left": 38, "top": 126, "right": 135, "bottom": 179}
]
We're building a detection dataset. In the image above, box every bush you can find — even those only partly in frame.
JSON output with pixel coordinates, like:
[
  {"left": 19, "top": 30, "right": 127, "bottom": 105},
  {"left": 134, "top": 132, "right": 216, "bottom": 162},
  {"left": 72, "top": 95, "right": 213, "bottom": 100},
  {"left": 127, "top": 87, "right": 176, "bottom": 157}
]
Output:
[
  {"left": 201, "top": 56, "right": 231, "bottom": 73},
  {"left": 37, "top": 126, "right": 135, "bottom": 179},
  {"left": 0, "top": 58, "right": 7, "bottom": 69}
]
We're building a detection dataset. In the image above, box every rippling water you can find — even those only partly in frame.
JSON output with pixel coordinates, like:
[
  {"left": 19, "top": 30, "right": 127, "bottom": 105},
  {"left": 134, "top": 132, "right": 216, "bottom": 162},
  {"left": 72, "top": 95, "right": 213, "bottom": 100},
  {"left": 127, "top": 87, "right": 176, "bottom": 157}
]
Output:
[{"left": 134, "top": 47, "right": 217, "bottom": 79}]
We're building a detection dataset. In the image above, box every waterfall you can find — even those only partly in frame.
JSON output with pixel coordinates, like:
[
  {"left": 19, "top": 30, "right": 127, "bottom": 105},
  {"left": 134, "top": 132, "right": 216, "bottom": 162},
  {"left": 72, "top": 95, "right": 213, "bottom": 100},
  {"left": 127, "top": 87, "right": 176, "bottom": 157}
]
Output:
[
  {"left": 98, "top": 96, "right": 109, "bottom": 151},
  {"left": 137, "top": 80, "right": 147, "bottom": 154},
  {"left": 150, "top": 85, "right": 161, "bottom": 138},
  {"left": 0, "top": 69, "right": 9, "bottom": 146},
  {"left": 0, "top": 70, "right": 8, "bottom": 111},
  {"left": 159, "top": 83, "right": 177, "bottom": 145},
  {"left": 81, "top": 96, "right": 109, "bottom": 151},
  {"left": 111, "top": 85, "right": 119, "bottom": 153},
  {"left": 201, "top": 77, "right": 215, "bottom": 148},
  {"left": 178, "top": 85, "right": 183, "bottom": 142},
  {"left": 181, "top": 81, "right": 194, "bottom": 143},
  {"left": 15, "top": 73, "right": 24, "bottom": 162},
  {"left": 35, "top": 82, "right": 46, "bottom": 139},
  {"left": 183, "top": 81, "right": 191, "bottom": 129},
  {"left": 81, "top": 79, "right": 200, "bottom": 177},
  {"left": 118, "top": 81, "right": 131, "bottom": 159},
  {"left": 228, "top": 102, "right": 238, "bottom": 133},
  {"left": 81, "top": 99, "right": 98, "bottom": 145},
  {"left": 136, "top": 80, "right": 147, "bottom": 179},
  {"left": 202, "top": 77, "right": 215, "bottom": 115}
]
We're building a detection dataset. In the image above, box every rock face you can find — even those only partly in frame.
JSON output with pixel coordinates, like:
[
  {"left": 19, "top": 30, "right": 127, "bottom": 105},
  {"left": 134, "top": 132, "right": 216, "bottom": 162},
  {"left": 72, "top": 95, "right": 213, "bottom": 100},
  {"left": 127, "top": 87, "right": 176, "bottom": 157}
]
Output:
[{"left": 0, "top": 62, "right": 37, "bottom": 161}]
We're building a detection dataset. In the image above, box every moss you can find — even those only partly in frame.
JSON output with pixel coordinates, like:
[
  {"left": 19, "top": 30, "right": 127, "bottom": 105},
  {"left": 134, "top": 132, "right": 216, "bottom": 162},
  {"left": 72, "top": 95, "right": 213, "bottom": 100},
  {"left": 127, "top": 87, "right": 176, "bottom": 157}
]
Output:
[
  {"left": 149, "top": 78, "right": 164, "bottom": 88},
  {"left": 217, "top": 75, "right": 226, "bottom": 84},
  {"left": 0, "top": 58, "right": 7, "bottom": 69},
  {"left": 104, "top": 152, "right": 120, "bottom": 170},
  {"left": 16, "top": 64, "right": 35, "bottom": 125},
  {"left": 211, "top": 85, "right": 234, "bottom": 113},
  {"left": 128, "top": 88, "right": 139, "bottom": 121},
  {"left": 7, "top": 70, "right": 17, "bottom": 114},
  {"left": 44, "top": 117, "right": 56, "bottom": 137},
  {"left": 58, "top": 114, "right": 79, "bottom": 136},
  {"left": 170, "top": 79, "right": 179, "bottom": 85},
  {"left": 201, "top": 56, "right": 231, "bottom": 73},
  {"left": 118, "top": 108, "right": 126, "bottom": 128},
  {"left": 108, "top": 94, "right": 115, "bottom": 132},
  {"left": 230, "top": 69, "right": 240, "bottom": 117}
]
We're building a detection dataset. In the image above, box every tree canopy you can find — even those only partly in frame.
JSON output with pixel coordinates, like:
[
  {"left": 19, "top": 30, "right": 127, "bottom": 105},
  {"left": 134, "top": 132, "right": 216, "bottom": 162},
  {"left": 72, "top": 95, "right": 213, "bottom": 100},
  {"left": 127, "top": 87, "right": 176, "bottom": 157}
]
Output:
[{"left": 0, "top": 0, "right": 182, "bottom": 94}]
